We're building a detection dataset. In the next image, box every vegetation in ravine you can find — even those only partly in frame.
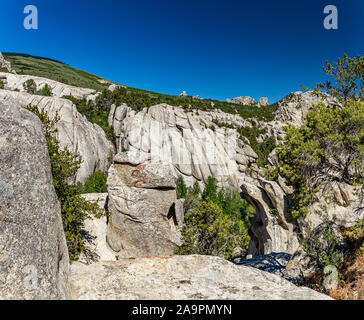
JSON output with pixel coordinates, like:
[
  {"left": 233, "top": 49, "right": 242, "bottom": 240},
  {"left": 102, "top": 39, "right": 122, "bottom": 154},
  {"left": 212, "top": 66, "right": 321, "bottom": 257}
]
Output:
[
  {"left": 76, "top": 171, "right": 108, "bottom": 194},
  {"left": 175, "top": 176, "right": 252, "bottom": 260},
  {"left": 0, "top": 79, "right": 4, "bottom": 89},
  {"left": 25, "top": 105, "right": 107, "bottom": 261}
]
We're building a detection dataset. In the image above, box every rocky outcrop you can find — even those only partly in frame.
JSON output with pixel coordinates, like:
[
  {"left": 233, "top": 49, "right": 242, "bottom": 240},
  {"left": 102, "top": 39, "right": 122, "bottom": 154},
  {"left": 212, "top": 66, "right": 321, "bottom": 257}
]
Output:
[
  {"left": 298, "top": 183, "right": 364, "bottom": 235},
  {"left": 0, "top": 101, "right": 70, "bottom": 299},
  {"left": 70, "top": 255, "right": 331, "bottom": 300},
  {"left": 240, "top": 176, "right": 300, "bottom": 256},
  {"left": 257, "top": 97, "right": 269, "bottom": 107},
  {"left": 0, "top": 53, "right": 16, "bottom": 74},
  {"left": 231, "top": 96, "right": 256, "bottom": 105},
  {"left": 108, "top": 84, "right": 118, "bottom": 92},
  {"left": 274, "top": 91, "right": 340, "bottom": 127},
  {"left": 0, "top": 91, "right": 114, "bottom": 182},
  {"left": 106, "top": 153, "right": 181, "bottom": 258},
  {"left": 0, "top": 72, "right": 95, "bottom": 99}
]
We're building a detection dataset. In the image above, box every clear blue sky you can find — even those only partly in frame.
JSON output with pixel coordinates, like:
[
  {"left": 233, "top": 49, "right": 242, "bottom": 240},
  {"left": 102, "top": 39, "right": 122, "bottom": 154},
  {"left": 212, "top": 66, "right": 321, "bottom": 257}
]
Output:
[{"left": 1, "top": 0, "right": 363, "bottom": 103}]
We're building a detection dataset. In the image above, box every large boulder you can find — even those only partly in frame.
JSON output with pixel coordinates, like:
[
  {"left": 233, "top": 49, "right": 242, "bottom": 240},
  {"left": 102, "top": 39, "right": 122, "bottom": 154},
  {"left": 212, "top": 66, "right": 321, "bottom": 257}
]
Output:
[
  {"left": 70, "top": 255, "right": 331, "bottom": 300},
  {"left": 106, "top": 153, "right": 181, "bottom": 258},
  {"left": 0, "top": 101, "right": 70, "bottom": 299},
  {"left": 0, "top": 91, "right": 114, "bottom": 182}
]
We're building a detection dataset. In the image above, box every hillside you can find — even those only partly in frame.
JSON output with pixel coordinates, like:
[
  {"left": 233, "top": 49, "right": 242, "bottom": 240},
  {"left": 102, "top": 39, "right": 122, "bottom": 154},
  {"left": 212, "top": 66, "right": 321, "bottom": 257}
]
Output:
[{"left": 2, "top": 52, "right": 278, "bottom": 122}]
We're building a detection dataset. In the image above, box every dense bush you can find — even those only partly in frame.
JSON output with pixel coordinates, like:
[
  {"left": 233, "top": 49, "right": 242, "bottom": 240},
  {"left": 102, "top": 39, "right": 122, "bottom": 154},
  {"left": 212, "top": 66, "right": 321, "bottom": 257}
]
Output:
[
  {"left": 25, "top": 105, "right": 106, "bottom": 260},
  {"left": 176, "top": 175, "right": 188, "bottom": 199},
  {"left": 175, "top": 176, "right": 252, "bottom": 260},
  {"left": 23, "top": 79, "right": 37, "bottom": 94},
  {"left": 40, "top": 83, "right": 52, "bottom": 96},
  {"left": 77, "top": 171, "right": 108, "bottom": 193}
]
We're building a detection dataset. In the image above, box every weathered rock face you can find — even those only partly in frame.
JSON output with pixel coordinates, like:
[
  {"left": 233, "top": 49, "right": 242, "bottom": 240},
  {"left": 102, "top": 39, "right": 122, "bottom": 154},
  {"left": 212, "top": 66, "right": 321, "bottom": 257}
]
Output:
[
  {"left": 106, "top": 153, "right": 181, "bottom": 258},
  {"left": 70, "top": 255, "right": 331, "bottom": 300},
  {"left": 298, "top": 183, "right": 364, "bottom": 234},
  {"left": 240, "top": 176, "right": 300, "bottom": 257},
  {"left": 0, "top": 72, "right": 95, "bottom": 99},
  {"left": 79, "top": 193, "right": 117, "bottom": 264},
  {"left": 108, "top": 103, "right": 256, "bottom": 189},
  {"left": 274, "top": 91, "right": 340, "bottom": 127},
  {"left": 0, "top": 91, "right": 114, "bottom": 182},
  {"left": 0, "top": 53, "right": 16, "bottom": 74},
  {"left": 0, "top": 101, "right": 70, "bottom": 299}
]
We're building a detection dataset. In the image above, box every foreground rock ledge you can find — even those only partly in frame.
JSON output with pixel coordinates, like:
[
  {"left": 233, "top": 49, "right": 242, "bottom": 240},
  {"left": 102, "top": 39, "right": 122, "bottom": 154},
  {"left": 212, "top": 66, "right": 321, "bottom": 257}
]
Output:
[{"left": 70, "top": 255, "right": 331, "bottom": 300}]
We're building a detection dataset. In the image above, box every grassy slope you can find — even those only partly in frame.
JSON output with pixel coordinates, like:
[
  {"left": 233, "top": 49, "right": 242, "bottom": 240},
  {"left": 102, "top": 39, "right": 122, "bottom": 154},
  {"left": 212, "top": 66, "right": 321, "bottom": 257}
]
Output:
[{"left": 3, "top": 53, "right": 110, "bottom": 91}]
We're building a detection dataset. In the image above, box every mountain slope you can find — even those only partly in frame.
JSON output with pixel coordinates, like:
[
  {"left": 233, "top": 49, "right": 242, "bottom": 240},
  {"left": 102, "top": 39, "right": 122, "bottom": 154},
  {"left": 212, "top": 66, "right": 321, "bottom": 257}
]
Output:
[{"left": 2, "top": 52, "right": 278, "bottom": 122}]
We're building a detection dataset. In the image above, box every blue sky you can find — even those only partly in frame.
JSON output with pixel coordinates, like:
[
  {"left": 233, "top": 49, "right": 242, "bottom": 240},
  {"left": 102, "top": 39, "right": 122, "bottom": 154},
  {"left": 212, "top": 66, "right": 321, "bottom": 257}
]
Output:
[{"left": 0, "top": 0, "right": 363, "bottom": 103}]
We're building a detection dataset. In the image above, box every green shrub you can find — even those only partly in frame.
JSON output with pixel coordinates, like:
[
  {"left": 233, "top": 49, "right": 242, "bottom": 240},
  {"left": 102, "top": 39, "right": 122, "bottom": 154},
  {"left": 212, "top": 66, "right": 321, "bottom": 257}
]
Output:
[
  {"left": 40, "top": 83, "right": 52, "bottom": 96},
  {"left": 175, "top": 198, "right": 249, "bottom": 260},
  {"left": 311, "top": 54, "right": 363, "bottom": 102},
  {"left": 0, "top": 79, "right": 4, "bottom": 89},
  {"left": 176, "top": 175, "right": 188, "bottom": 199},
  {"left": 276, "top": 100, "right": 364, "bottom": 219},
  {"left": 201, "top": 176, "right": 219, "bottom": 203},
  {"left": 183, "top": 181, "right": 201, "bottom": 214},
  {"left": 25, "top": 105, "right": 106, "bottom": 260},
  {"left": 23, "top": 79, "right": 37, "bottom": 94},
  {"left": 78, "top": 171, "right": 108, "bottom": 193},
  {"left": 175, "top": 176, "right": 252, "bottom": 260}
]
